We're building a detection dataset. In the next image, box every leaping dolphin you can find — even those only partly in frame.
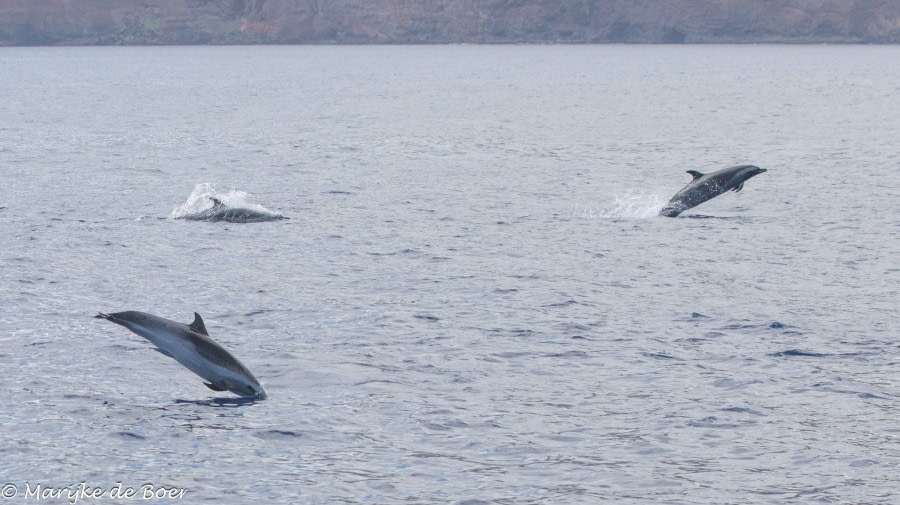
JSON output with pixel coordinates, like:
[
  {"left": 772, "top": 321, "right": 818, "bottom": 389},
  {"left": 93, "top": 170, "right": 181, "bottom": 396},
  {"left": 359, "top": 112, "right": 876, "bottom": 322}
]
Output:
[
  {"left": 659, "top": 165, "right": 767, "bottom": 217},
  {"left": 95, "top": 311, "right": 266, "bottom": 398}
]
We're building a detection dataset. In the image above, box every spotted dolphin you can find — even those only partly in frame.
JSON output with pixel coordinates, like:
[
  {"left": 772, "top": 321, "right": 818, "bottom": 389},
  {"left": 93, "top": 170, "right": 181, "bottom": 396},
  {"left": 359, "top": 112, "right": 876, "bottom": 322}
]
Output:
[
  {"left": 178, "top": 197, "right": 287, "bottom": 223},
  {"left": 95, "top": 311, "right": 266, "bottom": 398},
  {"left": 659, "top": 165, "right": 767, "bottom": 217}
]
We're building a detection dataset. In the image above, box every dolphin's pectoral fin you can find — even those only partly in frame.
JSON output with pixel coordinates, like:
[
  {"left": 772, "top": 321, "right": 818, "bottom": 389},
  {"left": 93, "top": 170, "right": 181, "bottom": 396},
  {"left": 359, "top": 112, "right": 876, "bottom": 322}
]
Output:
[
  {"left": 153, "top": 347, "right": 174, "bottom": 358},
  {"left": 204, "top": 381, "right": 228, "bottom": 392},
  {"left": 189, "top": 312, "right": 209, "bottom": 335},
  {"left": 687, "top": 170, "right": 704, "bottom": 180},
  {"left": 733, "top": 182, "right": 744, "bottom": 192}
]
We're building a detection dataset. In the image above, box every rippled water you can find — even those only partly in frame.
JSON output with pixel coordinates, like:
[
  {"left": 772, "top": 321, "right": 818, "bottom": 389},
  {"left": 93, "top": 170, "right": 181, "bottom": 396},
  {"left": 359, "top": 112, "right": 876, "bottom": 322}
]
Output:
[{"left": 1, "top": 45, "right": 898, "bottom": 504}]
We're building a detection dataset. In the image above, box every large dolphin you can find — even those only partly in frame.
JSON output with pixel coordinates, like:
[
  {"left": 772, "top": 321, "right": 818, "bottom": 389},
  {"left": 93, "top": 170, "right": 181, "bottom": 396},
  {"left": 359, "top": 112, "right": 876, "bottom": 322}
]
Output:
[
  {"left": 659, "top": 165, "right": 767, "bottom": 217},
  {"left": 95, "top": 311, "right": 266, "bottom": 398},
  {"left": 178, "top": 197, "right": 287, "bottom": 223}
]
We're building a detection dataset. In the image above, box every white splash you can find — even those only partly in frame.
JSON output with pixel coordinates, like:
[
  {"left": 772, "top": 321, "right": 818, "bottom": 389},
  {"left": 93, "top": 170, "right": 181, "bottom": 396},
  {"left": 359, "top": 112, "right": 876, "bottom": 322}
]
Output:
[
  {"left": 170, "top": 183, "right": 277, "bottom": 219},
  {"left": 571, "top": 191, "right": 668, "bottom": 219}
]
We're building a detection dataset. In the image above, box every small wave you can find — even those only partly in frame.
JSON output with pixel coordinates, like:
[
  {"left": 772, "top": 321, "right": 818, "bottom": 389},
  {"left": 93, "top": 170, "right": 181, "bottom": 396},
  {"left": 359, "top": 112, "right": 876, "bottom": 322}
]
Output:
[{"left": 570, "top": 191, "right": 667, "bottom": 219}]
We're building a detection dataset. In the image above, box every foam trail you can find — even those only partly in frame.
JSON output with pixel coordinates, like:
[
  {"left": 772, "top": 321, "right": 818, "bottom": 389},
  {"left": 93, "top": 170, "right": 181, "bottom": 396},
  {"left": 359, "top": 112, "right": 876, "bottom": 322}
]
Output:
[{"left": 571, "top": 191, "right": 667, "bottom": 219}]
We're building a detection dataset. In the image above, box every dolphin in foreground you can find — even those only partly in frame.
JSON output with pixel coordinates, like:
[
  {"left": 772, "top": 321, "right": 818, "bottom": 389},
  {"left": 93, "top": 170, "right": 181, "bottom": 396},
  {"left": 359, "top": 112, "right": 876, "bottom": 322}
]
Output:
[
  {"left": 178, "top": 197, "right": 287, "bottom": 223},
  {"left": 95, "top": 311, "right": 266, "bottom": 398},
  {"left": 659, "top": 165, "right": 767, "bottom": 217}
]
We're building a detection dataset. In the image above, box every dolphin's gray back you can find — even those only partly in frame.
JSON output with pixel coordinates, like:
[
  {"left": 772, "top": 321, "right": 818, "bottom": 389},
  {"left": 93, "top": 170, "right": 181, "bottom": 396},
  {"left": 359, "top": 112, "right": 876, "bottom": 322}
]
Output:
[
  {"left": 186, "top": 331, "right": 257, "bottom": 377},
  {"left": 659, "top": 165, "right": 765, "bottom": 217},
  {"left": 105, "top": 311, "right": 256, "bottom": 376},
  {"left": 179, "top": 201, "right": 286, "bottom": 223},
  {"left": 96, "top": 310, "right": 265, "bottom": 397},
  {"left": 100, "top": 310, "right": 184, "bottom": 337}
]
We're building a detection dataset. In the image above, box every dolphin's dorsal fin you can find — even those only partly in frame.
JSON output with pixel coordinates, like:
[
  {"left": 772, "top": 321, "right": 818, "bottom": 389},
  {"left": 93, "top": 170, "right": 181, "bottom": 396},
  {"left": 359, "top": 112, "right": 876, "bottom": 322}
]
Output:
[
  {"left": 687, "top": 170, "right": 704, "bottom": 180},
  {"left": 189, "top": 312, "right": 209, "bottom": 335}
]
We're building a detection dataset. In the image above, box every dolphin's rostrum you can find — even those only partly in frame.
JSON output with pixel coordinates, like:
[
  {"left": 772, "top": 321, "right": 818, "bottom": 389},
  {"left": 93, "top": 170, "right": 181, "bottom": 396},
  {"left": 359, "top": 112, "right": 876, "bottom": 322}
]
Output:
[
  {"left": 95, "top": 311, "right": 266, "bottom": 398},
  {"left": 659, "top": 165, "right": 767, "bottom": 217}
]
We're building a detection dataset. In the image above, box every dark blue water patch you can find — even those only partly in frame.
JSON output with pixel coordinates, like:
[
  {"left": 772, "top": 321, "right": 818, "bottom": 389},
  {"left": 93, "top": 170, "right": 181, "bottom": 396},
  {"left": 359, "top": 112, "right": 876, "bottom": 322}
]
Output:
[
  {"left": 715, "top": 320, "right": 806, "bottom": 336},
  {"left": 111, "top": 431, "right": 147, "bottom": 441},
  {"left": 686, "top": 416, "right": 749, "bottom": 429},
  {"left": 721, "top": 406, "right": 767, "bottom": 416},
  {"left": 563, "top": 323, "right": 594, "bottom": 332},
  {"left": 490, "top": 351, "right": 538, "bottom": 360},
  {"left": 324, "top": 190, "right": 353, "bottom": 195},
  {"left": 106, "top": 344, "right": 139, "bottom": 352},
  {"left": 481, "top": 327, "right": 542, "bottom": 338},
  {"left": 691, "top": 312, "right": 710, "bottom": 319},
  {"left": 255, "top": 430, "right": 303, "bottom": 440},
  {"left": 770, "top": 349, "right": 831, "bottom": 358},
  {"left": 682, "top": 214, "right": 742, "bottom": 220},
  {"left": 173, "top": 397, "right": 263, "bottom": 407},
  {"left": 244, "top": 309, "right": 276, "bottom": 317},
  {"left": 767, "top": 321, "right": 806, "bottom": 335},
  {"left": 368, "top": 248, "right": 422, "bottom": 257},
  {"left": 422, "top": 422, "right": 454, "bottom": 431},
  {"left": 542, "top": 299, "right": 580, "bottom": 308},
  {"left": 675, "top": 337, "right": 711, "bottom": 344},
  {"left": 720, "top": 322, "right": 760, "bottom": 331},
  {"left": 413, "top": 314, "right": 440, "bottom": 322},
  {"left": 544, "top": 350, "right": 589, "bottom": 359},
  {"left": 354, "top": 379, "right": 407, "bottom": 386},
  {"left": 642, "top": 352, "right": 680, "bottom": 360},
  {"left": 853, "top": 392, "right": 884, "bottom": 399}
]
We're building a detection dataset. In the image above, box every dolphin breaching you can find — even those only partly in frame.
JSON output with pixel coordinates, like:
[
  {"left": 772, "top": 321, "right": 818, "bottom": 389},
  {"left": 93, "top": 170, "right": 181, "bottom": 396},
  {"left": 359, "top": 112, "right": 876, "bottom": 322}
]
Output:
[
  {"left": 658, "top": 165, "right": 767, "bottom": 217},
  {"left": 95, "top": 311, "right": 266, "bottom": 398},
  {"left": 179, "top": 197, "right": 287, "bottom": 223},
  {"left": 171, "top": 184, "right": 287, "bottom": 223}
]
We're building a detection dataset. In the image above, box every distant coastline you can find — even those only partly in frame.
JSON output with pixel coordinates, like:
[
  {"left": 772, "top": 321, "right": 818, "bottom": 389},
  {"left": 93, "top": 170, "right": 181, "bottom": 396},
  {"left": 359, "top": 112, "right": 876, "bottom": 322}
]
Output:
[{"left": 1, "top": 0, "right": 898, "bottom": 47}]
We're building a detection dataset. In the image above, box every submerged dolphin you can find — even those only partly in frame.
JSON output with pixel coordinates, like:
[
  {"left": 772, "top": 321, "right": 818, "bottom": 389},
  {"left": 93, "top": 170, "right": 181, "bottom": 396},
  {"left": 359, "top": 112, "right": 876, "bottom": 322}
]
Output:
[
  {"left": 659, "top": 165, "right": 767, "bottom": 217},
  {"left": 178, "top": 197, "right": 287, "bottom": 223},
  {"left": 95, "top": 311, "right": 266, "bottom": 398}
]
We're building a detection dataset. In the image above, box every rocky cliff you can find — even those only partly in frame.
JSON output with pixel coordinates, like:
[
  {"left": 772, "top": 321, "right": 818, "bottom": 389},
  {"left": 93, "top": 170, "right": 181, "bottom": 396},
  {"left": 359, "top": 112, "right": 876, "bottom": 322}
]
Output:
[{"left": 2, "top": 0, "right": 899, "bottom": 45}]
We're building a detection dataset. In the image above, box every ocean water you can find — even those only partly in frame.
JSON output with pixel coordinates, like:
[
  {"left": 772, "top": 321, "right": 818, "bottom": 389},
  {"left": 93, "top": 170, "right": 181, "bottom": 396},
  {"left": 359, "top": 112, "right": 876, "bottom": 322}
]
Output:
[{"left": 0, "top": 45, "right": 898, "bottom": 504}]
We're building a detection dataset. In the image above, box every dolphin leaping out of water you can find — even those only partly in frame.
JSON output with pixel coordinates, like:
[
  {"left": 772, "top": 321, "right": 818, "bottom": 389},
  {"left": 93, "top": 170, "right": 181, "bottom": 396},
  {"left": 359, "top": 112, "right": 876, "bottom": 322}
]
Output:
[
  {"left": 95, "top": 311, "right": 266, "bottom": 398},
  {"left": 177, "top": 197, "right": 287, "bottom": 223},
  {"left": 659, "top": 165, "right": 767, "bottom": 217}
]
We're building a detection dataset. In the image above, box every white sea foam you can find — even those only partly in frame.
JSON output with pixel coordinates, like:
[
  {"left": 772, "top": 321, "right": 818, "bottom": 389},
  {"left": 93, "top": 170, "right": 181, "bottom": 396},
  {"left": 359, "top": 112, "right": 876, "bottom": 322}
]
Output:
[{"left": 571, "top": 191, "right": 667, "bottom": 219}]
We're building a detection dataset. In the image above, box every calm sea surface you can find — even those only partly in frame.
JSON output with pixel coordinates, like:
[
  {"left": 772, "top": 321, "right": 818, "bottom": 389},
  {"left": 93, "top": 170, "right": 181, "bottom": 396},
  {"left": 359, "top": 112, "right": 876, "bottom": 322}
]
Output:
[{"left": 1, "top": 45, "right": 898, "bottom": 504}]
